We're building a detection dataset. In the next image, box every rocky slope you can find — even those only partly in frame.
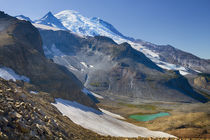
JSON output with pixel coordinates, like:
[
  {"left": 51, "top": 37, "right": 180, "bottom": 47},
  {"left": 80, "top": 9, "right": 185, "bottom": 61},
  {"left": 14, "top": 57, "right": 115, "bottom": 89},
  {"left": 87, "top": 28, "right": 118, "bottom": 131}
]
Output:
[
  {"left": 140, "top": 42, "right": 210, "bottom": 74},
  {"left": 39, "top": 28, "right": 208, "bottom": 103},
  {"left": 0, "top": 11, "right": 96, "bottom": 108},
  {"left": 0, "top": 78, "right": 183, "bottom": 140},
  {"left": 0, "top": 78, "right": 123, "bottom": 139}
]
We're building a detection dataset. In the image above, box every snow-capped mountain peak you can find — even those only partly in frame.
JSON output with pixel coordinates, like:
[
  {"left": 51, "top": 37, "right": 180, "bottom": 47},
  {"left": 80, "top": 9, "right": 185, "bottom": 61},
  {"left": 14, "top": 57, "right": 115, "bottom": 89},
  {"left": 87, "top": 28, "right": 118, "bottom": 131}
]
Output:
[
  {"left": 54, "top": 10, "right": 131, "bottom": 42},
  {"left": 15, "top": 15, "right": 33, "bottom": 22},
  {"left": 35, "top": 11, "right": 67, "bottom": 30},
  {"left": 90, "top": 17, "right": 134, "bottom": 41},
  {"left": 41, "top": 11, "right": 54, "bottom": 20},
  {"left": 24, "top": 9, "right": 206, "bottom": 75},
  {"left": 54, "top": 9, "right": 201, "bottom": 75}
]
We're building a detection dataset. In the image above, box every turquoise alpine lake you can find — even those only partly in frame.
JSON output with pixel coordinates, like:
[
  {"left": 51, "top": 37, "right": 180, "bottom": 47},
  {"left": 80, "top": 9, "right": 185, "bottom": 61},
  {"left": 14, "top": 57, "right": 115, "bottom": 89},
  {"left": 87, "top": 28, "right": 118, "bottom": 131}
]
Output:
[{"left": 129, "top": 112, "right": 170, "bottom": 121}]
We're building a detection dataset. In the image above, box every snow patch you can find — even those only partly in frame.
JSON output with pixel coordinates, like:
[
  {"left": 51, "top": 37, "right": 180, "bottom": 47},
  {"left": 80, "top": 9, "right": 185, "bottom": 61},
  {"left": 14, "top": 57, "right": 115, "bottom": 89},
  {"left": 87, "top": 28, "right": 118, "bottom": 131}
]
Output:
[
  {"left": 99, "top": 108, "right": 125, "bottom": 120},
  {"left": 179, "top": 71, "right": 190, "bottom": 75},
  {"left": 89, "top": 91, "right": 103, "bottom": 99},
  {"left": 82, "top": 88, "right": 104, "bottom": 99},
  {"left": 0, "top": 67, "right": 30, "bottom": 82},
  {"left": 80, "top": 62, "right": 94, "bottom": 69},
  {"left": 33, "top": 23, "right": 61, "bottom": 31},
  {"left": 194, "top": 69, "right": 202, "bottom": 73},
  {"left": 157, "top": 62, "right": 190, "bottom": 76},
  {"left": 89, "top": 65, "right": 94, "bottom": 68},
  {"left": 30, "top": 91, "right": 39, "bottom": 94},
  {"left": 52, "top": 98, "right": 175, "bottom": 138},
  {"left": 129, "top": 42, "right": 160, "bottom": 58},
  {"left": 80, "top": 62, "right": 88, "bottom": 68}
]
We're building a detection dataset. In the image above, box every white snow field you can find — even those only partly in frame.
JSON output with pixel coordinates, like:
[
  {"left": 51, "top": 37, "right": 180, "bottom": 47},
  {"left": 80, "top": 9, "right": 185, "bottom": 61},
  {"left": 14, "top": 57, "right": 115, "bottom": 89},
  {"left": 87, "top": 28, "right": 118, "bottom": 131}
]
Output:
[
  {"left": 82, "top": 88, "right": 104, "bottom": 99},
  {"left": 55, "top": 10, "right": 126, "bottom": 43},
  {"left": 52, "top": 98, "right": 175, "bottom": 138},
  {"left": 0, "top": 67, "right": 30, "bottom": 82}
]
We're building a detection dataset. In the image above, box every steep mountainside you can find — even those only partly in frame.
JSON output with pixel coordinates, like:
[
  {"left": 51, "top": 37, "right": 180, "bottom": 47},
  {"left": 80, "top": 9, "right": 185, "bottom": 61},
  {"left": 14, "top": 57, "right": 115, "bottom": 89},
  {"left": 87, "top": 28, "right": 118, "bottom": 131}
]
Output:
[
  {"left": 0, "top": 11, "right": 96, "bottom": 108},
  {"left": 16, "top": 10, "right": 210, "bottom": 74},
  {"left": 39, "top": 28, "right": 208, "bottom": 103},
  {"left": 140, "top": 43, "right": 210, "bottom": 74},
  {"left": 0, "top": 78, "right": 140, "bottom": 139}
]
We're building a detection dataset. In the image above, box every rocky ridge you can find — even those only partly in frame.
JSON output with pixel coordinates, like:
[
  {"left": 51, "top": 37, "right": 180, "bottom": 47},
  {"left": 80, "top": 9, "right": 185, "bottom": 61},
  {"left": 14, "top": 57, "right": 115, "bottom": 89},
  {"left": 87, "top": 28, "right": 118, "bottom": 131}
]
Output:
[
  {"left": 0, "top": 11, "right": 96, "bottom": 109},
  {"left": 0, "top": 78, "right": 108, "bottom": 139},
  {"left": 140, "top": 43, "right": 210, "bottom": 74}
]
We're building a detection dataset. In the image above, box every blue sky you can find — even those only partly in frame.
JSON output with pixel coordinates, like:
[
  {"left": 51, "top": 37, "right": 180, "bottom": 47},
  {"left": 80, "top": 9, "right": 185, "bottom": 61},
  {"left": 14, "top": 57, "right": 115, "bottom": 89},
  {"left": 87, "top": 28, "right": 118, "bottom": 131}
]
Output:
[{"left": 1, "top": 0, "right": 210, "bottom": 59}]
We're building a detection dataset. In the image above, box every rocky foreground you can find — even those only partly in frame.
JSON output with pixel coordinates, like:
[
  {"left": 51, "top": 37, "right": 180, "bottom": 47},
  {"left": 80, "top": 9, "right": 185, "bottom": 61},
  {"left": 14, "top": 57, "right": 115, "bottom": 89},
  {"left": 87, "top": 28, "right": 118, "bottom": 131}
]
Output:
[
  {"left": 0, "top": 78, "right": 109, "bottom": 139},
  {"left": 0, "top": 79, "right": 203, "bottom": 140}
]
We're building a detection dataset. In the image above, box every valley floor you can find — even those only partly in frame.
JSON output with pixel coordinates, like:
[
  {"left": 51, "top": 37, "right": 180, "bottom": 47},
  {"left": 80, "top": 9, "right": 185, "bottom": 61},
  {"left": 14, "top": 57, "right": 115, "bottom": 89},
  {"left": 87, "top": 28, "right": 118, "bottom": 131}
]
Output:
[
  {"left": 0, "top": 78, "right": 209, "bottom": 139},
  {"left": 97, "top": 95, "right": 210, "bottom": 138}
]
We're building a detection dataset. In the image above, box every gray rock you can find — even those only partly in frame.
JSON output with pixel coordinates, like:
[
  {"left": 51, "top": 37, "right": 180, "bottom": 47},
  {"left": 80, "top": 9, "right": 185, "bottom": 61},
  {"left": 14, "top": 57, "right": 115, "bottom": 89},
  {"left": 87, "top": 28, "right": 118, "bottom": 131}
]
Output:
[{"left": 39, "top": 29, "right": 208, "bottom": 103}]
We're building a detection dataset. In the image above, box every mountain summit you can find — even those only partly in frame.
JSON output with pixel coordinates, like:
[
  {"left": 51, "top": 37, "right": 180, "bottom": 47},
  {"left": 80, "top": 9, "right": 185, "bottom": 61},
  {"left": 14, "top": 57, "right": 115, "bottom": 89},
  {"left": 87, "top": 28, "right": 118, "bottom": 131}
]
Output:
[
  {"left": 54, "top": 10, "right": 131, "bottom": 41},
  {"left": 35, "top": 11, "right": 67, "bottom": 30}
]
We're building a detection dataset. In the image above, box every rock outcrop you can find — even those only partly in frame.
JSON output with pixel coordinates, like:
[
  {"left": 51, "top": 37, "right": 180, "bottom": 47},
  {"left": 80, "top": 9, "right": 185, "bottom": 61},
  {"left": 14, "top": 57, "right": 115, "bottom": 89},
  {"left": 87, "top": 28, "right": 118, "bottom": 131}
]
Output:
[{"left": 194, "top": 76, "right": 210, "bottom": 91}]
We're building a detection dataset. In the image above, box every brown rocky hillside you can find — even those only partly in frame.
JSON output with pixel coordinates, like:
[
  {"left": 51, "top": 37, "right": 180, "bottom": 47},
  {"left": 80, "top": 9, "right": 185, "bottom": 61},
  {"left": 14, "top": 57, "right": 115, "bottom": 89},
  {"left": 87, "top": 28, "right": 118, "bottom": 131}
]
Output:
[{"left": 0, "top": 11, "right": 96, "bottom": 109}]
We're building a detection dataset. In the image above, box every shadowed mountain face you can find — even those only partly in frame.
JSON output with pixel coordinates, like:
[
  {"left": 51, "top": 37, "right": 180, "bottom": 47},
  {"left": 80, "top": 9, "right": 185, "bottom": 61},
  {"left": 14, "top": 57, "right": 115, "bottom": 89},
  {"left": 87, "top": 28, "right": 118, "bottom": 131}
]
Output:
[
  {"left": 39, "top": 29, "right": 208, "bottom": 103},
  {"left": 0, "top": 11, "right": 97, "bottom": 109}
]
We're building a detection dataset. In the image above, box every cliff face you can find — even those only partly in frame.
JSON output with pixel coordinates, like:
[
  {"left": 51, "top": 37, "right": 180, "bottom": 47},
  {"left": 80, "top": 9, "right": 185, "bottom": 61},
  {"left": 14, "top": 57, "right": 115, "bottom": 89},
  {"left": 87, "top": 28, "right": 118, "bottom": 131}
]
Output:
[{"left": 0, "top": 11, "right": 97, "bottom": 109}]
